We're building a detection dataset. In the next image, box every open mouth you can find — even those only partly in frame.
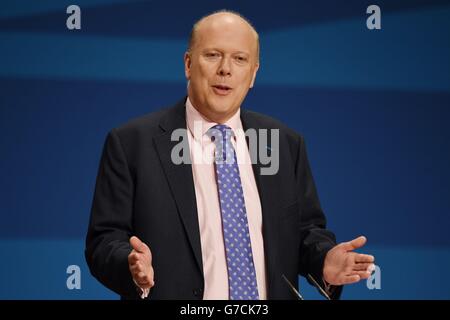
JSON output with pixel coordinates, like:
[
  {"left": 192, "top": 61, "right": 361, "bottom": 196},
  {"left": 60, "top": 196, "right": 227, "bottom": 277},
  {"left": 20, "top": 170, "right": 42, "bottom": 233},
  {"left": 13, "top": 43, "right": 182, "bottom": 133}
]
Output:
[{"left": 212, "top": 84, "right": 232, "bottom": 96}]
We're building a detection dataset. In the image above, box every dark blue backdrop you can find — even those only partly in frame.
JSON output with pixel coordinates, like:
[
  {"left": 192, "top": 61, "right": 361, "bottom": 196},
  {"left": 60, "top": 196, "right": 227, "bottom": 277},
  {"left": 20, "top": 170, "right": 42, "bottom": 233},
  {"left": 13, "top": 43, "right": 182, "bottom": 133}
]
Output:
[{"left": 1, "top": 0, "right": 449, "bottom": 299}]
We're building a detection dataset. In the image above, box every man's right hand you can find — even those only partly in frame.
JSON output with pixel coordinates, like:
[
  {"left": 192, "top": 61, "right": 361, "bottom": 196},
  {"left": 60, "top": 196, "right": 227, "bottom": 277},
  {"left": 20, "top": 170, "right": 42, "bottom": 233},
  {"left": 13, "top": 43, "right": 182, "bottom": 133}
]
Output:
[{"left": 128, "top": 236, "right": 154, "bottom": 290}]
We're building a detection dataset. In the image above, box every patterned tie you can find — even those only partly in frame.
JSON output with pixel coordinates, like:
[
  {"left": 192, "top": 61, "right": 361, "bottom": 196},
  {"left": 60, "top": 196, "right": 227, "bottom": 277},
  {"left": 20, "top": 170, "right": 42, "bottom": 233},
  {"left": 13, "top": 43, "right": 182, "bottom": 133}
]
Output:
[{"left": 208, "top": 124, "right": 259, "bottom": 300}]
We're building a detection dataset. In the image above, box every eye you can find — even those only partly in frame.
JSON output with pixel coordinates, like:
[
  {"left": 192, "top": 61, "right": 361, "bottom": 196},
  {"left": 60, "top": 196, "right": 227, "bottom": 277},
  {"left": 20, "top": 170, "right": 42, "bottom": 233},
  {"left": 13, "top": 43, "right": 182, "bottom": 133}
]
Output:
[
  {"left": 205, "top": 52, "right": 220, "bottom": 59},
  {"left": 235, "top": 56, "right": 248, "bottom": 63}
]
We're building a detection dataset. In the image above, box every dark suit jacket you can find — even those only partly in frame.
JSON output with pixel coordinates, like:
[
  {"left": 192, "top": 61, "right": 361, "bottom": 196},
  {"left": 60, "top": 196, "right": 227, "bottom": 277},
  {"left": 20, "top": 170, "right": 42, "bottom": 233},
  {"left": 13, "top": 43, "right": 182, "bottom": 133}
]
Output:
[{"left": 85, "top": 97, "right": 341, "bottom": 299}]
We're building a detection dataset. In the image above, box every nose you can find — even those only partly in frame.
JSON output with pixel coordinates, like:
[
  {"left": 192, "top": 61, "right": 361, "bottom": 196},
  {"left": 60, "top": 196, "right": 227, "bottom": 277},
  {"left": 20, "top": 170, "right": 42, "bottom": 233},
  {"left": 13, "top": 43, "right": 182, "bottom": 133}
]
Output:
[{"left": 217, "top": 57, "right": 232, "bottom": 77}]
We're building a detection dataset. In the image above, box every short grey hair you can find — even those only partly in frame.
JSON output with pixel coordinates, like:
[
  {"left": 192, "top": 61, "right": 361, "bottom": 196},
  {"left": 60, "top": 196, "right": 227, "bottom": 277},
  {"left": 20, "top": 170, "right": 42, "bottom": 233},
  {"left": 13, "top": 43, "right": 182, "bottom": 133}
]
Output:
[{"left": 187, "top": 9, "right": 260, "bottom": 62}]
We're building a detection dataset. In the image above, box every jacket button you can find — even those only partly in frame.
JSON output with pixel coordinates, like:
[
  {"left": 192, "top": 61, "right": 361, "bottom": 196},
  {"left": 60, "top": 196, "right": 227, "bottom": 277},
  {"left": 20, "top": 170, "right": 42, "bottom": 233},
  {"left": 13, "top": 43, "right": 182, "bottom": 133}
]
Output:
[{"left": 193, "top": 288, "right": 203, "bottom": 297}]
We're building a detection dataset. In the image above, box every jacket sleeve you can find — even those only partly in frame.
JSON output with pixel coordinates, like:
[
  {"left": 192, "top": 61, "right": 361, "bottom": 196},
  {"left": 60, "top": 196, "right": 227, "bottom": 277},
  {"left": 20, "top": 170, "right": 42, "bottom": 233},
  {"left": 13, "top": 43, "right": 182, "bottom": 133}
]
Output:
[
  {"left": 296, "top": 135, "right": 343, "bottom": 299},
  {"left": 85, "top": 129, "right": 139, "bottom": 298}
]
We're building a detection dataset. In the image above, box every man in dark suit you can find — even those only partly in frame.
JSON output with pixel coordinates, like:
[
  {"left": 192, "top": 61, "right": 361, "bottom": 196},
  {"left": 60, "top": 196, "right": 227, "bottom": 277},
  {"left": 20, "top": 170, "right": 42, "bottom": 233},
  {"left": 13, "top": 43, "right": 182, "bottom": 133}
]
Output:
[{"left": 85, "top": 10, "right": 375, "bottom": 300}]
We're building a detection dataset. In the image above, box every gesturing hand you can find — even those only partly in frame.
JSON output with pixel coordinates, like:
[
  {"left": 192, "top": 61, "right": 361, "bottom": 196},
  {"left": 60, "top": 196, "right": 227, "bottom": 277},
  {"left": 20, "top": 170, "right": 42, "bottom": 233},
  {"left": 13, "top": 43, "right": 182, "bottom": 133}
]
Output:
[
  {"left": 323, "top": 236, "right": 375, "bottom": 286},
  {"left": 128, "top": 236, "right": 154, "bottom": 289}
]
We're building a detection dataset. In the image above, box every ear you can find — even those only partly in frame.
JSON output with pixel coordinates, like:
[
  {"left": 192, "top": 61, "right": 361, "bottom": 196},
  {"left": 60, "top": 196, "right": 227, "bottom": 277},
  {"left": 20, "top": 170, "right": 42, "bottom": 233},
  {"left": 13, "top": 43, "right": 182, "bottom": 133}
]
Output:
[
  {"left": 184, "top": 52, "right": 192, "bottom": 80},
  {"left": 249, "top": 62, "right": 260, "bottom": 88}
]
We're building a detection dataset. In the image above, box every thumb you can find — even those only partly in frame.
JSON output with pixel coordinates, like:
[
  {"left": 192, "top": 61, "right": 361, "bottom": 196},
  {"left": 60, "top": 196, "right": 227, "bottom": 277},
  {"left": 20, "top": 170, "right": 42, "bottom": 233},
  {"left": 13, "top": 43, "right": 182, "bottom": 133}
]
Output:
[
  {"left": 343, "top": 236, "right": 367, "bottom": 251},
  {"left": 130, "top": 236, "right": 148, "bottom": 254}
]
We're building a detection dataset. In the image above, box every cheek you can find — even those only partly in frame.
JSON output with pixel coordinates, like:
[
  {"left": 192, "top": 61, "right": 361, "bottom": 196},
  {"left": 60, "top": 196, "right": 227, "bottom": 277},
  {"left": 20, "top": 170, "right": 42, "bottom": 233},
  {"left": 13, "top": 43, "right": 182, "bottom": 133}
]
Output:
[
  {"left": 197, "top": 62, "right": 215, "bottom": 77},
  {"left": 238, "top": 70, "right": 254, "bottom": 85},
  {"left": 191, "top": 67, "right": 211, "bottom": 89},
  {"left": 235, "top": 75, "right": 253, "bottom": 93}
]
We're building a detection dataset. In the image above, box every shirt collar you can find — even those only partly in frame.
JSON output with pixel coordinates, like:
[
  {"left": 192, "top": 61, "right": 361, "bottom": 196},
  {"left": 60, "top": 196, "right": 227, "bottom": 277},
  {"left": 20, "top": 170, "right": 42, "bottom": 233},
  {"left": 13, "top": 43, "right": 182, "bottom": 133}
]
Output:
[{"left": 185, "top": 96, "right": 242, "bottom": 142}]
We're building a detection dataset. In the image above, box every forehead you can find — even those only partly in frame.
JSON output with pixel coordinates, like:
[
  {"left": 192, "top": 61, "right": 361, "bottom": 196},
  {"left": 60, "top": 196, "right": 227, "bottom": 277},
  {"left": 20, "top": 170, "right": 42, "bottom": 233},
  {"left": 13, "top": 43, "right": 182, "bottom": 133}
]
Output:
[{"left": 194, "top": 14, "right": 257, "bottom": 54}]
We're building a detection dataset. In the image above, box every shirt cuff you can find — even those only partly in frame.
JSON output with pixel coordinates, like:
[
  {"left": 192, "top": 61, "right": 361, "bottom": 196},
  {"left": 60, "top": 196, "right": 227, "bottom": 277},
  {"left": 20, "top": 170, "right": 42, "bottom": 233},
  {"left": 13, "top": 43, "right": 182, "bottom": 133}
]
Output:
[
  {"left": 322, "top": 278, "right": 335, "bottom": 297},
  {"left": 133, "top": 279, "right": 150, "bottom": 299}
]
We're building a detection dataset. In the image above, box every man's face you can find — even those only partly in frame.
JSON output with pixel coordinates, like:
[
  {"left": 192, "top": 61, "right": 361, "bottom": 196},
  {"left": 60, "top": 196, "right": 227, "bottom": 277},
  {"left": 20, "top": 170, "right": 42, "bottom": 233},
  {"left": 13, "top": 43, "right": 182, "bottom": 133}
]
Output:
[{"left": 184, "top": 14, "right": 259, "bottom": 123}]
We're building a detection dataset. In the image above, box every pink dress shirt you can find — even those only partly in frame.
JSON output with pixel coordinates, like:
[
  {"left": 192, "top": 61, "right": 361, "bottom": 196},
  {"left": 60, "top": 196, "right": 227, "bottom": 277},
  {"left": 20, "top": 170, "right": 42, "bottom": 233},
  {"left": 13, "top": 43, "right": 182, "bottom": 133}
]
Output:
[{"left": 186, "top": 97, "right": 267, "bottom": 300}]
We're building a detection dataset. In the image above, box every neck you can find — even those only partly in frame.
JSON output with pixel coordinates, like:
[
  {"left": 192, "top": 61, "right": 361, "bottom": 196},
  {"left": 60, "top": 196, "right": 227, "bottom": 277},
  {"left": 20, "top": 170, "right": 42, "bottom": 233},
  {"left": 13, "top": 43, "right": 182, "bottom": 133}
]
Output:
[{"left": 188, "top": 97, "right": 239, "bottom": 124}]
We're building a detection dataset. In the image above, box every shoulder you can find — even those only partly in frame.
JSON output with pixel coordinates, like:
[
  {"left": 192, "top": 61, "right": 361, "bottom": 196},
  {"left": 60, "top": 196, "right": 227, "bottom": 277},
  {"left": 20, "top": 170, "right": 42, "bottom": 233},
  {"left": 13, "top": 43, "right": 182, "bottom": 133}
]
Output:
[
  {"left": 113, "top": 107, "right": 170, "bottom": 137},
  {"left": 241, "top": 109, "right": 304, "bottom": 145},
  {"left": 109, "top": 98, "right": 185, "bottom": 144}
]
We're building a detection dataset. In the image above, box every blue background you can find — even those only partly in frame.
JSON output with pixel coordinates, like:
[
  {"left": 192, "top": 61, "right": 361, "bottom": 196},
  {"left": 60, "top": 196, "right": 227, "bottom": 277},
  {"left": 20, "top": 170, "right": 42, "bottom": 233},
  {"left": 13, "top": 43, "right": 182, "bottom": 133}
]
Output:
[{"left": 1, "top": 0, "right": 449, "bottom": 299}]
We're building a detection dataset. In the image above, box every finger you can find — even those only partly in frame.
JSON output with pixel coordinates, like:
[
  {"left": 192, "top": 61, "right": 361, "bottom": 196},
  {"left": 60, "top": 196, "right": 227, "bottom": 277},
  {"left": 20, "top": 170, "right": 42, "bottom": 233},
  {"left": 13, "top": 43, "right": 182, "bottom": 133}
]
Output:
[
  {"left": 343, "top": 236, "right": 367, "bottom": 251},
  {"left": 129, "top": 251, "right": 152, "bottom": 267},
  {"left": 128, "top": 251, "right": 139, "bottom": 264},
  {"left": 130, "top": 261, "right": 145, "bottom": 272},
  {"left": 135, "top": 277, "right": 151, "bottom": 287},
  {"left": 136, "top": 263, "right": 154, "bottom": 278},
  {"left": 350, "top": 270, "right": 371, "bottom": 280},
  {"left": 130, "top": 236, "right": 148, "bottom": 254},
  {"left": 129, "top": 256, "right": 144, "bottom": 275},
  {"left": 353, "top": 262, "right": 372, "bottom": 271},
  {"left": 355, "top": 254, "right": 375, "bottom": 263},
  {"left": 129, "top": 263, "right": 139, "bottom": 271},
  {"left": 130, "top": 237, "right": 153, "bottom": 265},
  {"left": 138, "top": 280, "right": 154, "bottom": 289},
  {"left": 367, "top": 263, "right": 376, "bottom": 274},
  {"left": 130, "top": 265, "right": 140, "bottom": 276},
  {"left": 137, "top": 270, "right": 154, "bottom": 286},
  {"left": 340, "top": 274, "right": 361, "bottom": 285}
]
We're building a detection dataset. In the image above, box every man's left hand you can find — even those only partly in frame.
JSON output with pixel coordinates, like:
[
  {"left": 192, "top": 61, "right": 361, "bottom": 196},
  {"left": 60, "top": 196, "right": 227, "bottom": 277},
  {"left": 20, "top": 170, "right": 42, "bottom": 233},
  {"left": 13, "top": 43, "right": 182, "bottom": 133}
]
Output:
[{"left": 323, "top": 236, "right": 375, "bottom": 285}]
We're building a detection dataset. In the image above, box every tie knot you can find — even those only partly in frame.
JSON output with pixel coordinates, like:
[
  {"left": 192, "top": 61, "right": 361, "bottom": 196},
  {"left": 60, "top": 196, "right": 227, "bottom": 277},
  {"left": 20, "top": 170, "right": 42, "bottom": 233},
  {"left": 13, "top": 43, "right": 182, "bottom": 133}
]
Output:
[
  {"left": 207, "top": 124, "right": 234, "bottom": 144},
  {"left": 207, "top": 125, "right": 235, "bottom": 163}
]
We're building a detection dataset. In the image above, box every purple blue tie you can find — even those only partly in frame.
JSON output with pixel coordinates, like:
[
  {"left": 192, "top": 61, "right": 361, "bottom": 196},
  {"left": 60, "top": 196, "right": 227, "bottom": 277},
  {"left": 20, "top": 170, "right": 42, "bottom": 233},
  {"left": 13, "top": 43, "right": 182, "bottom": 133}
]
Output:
[{"left": 208, "top": 124, "right": 259, "bottom": 300}]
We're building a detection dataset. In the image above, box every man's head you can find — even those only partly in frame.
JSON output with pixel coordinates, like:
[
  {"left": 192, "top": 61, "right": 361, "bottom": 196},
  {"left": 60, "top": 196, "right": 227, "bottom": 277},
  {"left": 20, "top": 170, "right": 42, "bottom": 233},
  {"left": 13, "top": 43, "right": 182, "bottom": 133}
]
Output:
[{"left": 184, "top": 10, "right": 260, "bottom": 123}]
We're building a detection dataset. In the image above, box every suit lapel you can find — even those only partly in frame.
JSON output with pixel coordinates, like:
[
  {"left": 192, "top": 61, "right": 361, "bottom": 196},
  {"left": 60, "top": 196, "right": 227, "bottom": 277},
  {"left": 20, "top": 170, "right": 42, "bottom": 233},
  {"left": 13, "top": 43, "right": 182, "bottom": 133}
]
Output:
[
  {"left": 153, "top": 102, "right": 282, "bottom": 297},
  {"left": 241, "top": 109, "right": 282, "bottom": 299},
  {"left": 153, "top": 99, "right": 203, "bottom": 274}
]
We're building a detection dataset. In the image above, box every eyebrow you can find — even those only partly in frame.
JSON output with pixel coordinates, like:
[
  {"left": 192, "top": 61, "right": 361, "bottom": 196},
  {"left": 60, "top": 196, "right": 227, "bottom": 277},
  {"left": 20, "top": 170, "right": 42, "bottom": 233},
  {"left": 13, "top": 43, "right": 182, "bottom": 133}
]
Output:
[{"left": 202, "top": 48, "right": 250, "bottom": 55}]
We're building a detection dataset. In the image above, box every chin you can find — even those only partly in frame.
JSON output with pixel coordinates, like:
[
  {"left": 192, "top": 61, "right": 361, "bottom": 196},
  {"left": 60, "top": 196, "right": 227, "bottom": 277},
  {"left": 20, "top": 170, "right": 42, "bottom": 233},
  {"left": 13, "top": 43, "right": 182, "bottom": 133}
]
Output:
[
  {"left": 212, "top": 105, "right": 236, "bottom": 117},
  {"left": 207, "top": 101, "right": 233, "bottom": 114}
]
